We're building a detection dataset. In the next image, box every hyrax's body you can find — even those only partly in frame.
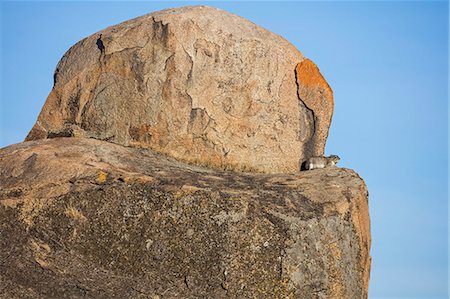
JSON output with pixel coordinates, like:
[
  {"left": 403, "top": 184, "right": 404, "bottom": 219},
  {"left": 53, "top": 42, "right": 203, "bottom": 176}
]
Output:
[{"left": 305, "top": 155, "right": 340, "bottom": 170}]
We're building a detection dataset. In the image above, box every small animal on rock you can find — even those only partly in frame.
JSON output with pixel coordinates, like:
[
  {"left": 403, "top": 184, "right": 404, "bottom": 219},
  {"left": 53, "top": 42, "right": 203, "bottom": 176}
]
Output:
[{"left": 304, "top": 155, "right": 340, "bottom": 170}]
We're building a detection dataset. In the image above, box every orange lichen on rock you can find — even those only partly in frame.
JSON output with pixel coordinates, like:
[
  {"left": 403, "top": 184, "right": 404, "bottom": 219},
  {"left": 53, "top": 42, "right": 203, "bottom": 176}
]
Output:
[
  {"left": 295, "top": 59, "right": 333, "bottom": 105},
  {"left": 96, "top": 171, "right": 108, "bottom": 184},
  {"left": 295, "top": 59, "right": 334, "bottom": 157}
]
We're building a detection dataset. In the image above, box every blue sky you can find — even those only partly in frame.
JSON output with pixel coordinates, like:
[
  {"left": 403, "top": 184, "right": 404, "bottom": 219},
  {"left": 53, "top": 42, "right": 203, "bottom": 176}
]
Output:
[{"left": 1, "top": 1, "right": 448, "bottom": 298}]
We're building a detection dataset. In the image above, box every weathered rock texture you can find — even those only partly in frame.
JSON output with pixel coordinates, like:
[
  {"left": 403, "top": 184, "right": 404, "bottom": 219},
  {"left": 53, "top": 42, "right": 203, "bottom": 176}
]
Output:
[
  {"left": 0, "top": 138, "right": 371, "bottom": 298},
  {"left": 25, "top": 5, "right": 333, "bottom": 173},
  {"left": 4, "top": 6, "right": 372, "bottom": 298}
]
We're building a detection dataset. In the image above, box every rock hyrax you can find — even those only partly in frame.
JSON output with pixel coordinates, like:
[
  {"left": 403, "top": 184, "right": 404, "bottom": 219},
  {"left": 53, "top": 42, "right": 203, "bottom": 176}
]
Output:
[{"left": 304, "top": 155, "right": 340, "bottom": 170}]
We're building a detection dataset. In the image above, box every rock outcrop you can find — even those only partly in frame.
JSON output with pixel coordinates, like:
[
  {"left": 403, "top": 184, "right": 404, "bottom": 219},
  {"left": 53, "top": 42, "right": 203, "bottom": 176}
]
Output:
[
  {"left": 0, "top": 138, "right": 371, "bottom": 298},
  {"left": 25, "top": 5, "right": 333, "bottom": 174},
  {"left": 1, "top": 6, "right": 371, "bottom": 298}
]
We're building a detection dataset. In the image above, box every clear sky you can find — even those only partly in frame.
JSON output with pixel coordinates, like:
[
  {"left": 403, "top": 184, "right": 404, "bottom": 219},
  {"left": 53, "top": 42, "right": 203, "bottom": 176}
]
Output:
[{"left": 1, "top": 1, "right": 448, "bottom": 298}]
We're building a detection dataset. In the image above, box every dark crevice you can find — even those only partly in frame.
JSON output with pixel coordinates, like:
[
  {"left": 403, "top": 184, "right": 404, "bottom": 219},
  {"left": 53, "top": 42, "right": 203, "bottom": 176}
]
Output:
[
  {"left": 186, "top": 92, "right": 194, "bottom": 109},
  {"left": 152, "top": 17, "right": 170, "bottom": 48},
  {"left": 180, "top": 37, "right": 196, "bottom": 127},
  {"left": 96, "top": 135, "right": 116, "bottom": 142},
  {"left": 79, "top": 34, "right": 108, "bottom": 131},
  {"left": 294, "top": 63, "right": 316, "bottom": 164},
  {"left": 189, "top": 108, "right": 203, "bottom": 126},
  {"left": 96, "top": 34, "right": 105, "bottom": 54},
  {"left": 163, "top": 53, "right": 175, "bottom": 71},
  {"left": 67, "top": 83, "right": 82, "bottom": 124},
  {"left": 184, "top": 276, "right": 190, "bottom": 289},
  {"left": 47, "top": 128, "right": 74, "bottom": 139},
  {"left": 181, "top": 45, "right": 194, "bottom": 82},
  {"left": 53, "top": 67, "right": 60, "bottom": 86}
]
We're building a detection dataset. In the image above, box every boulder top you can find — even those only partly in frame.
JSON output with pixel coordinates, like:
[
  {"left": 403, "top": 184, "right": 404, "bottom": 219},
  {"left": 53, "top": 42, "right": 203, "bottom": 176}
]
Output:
[{"left": 26, "top": 5, "right": 333, "bottom": 174}]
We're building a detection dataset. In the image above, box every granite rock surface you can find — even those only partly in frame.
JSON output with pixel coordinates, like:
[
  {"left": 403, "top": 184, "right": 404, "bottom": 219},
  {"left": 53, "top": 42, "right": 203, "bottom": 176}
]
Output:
[
  {"left": 2, "top": 6, "right": 373, "bottom": 298},
  {"left": 0, "top": 138, "right": 371, "bottom": 298},
  {"left": 26, "top": 6, "right": 333, "bottom": 173}
]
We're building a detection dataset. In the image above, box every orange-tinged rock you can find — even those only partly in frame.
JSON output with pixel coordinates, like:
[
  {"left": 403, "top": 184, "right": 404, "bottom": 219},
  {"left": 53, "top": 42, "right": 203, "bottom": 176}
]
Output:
[{"left": 295, "top": 59, "right": 334, "bottom": 157}]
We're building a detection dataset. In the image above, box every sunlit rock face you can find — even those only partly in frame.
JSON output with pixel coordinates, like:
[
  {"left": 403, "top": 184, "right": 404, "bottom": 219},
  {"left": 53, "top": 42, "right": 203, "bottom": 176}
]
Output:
[
  {"left": 0, "top": 138, "right": 370, "bottom": 298},
  {"left": 2, "top": 6, "right": 371, "bottom": 298},
  {"left": 26, "top": 6, "right": 333, "bottom": 174}
]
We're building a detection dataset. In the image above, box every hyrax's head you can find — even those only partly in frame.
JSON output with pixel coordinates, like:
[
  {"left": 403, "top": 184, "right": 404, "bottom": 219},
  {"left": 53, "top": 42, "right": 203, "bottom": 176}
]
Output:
[{"left": 329, "top": 155, "right": 340, "bottom": 163}]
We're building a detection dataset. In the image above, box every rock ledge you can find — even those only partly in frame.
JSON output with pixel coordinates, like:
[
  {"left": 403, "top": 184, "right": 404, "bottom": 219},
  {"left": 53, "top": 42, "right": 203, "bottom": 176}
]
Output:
[{"left": 1, "top": 138, "right": 370, "bottom": 298}]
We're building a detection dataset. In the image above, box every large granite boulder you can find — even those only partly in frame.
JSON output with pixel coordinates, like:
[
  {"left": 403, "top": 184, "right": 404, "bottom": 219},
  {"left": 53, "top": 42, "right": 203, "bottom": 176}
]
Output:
[
  {"left": 25, "top": 5, "right": 333, "bottom": 174},
  {"left": 0, "top": 138, "right": 371, "bottom": 298},
  {"left": 2, "top": 6, "right": 371, "bottom": 298}
]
